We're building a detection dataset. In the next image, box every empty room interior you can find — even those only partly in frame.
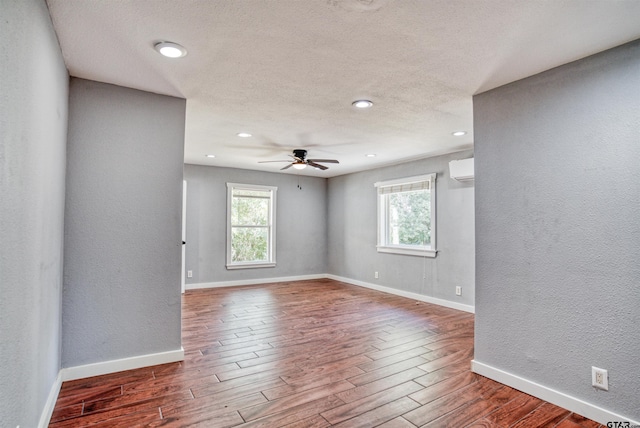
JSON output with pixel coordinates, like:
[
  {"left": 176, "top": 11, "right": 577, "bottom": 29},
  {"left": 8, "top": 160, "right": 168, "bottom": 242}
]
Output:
[{"left": 2, "top": 1, "right": 639, "bottom": 427}]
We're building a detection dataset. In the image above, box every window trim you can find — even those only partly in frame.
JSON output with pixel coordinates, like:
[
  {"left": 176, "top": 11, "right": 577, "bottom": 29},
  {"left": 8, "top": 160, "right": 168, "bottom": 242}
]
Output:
[
  {"left": 226, "top": 182, "right": 277, "bottom": 269},
  {"left": 374, "top": 173, "right": 437, "bottom": 258}
]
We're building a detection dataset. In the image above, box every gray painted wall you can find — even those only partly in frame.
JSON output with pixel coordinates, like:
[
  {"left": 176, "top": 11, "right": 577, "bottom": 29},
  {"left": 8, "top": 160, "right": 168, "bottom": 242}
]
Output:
[
  {"left": 474, "top": 40, "right": 640, "bottom": 420},
  {"left": 0, "top": 0, "right": 68, "bottom": 426},
  {"left": 63, "top": 79, "right": 185, "bottom": 367},
  {"left": 327, "top": 151, "right": 475, "bottom": 306},
  {"left": 184, "top": 165, "right": 327, "bottom": 283}
]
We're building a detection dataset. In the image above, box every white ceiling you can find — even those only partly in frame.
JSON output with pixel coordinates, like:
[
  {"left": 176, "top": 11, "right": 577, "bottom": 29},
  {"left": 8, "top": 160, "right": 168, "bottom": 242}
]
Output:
[{"left": 47, "top": 0, "right": 640, "bottom": 177}]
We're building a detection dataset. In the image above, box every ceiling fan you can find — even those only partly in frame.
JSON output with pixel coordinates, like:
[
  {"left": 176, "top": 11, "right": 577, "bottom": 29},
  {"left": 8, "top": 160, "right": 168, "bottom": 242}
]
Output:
[{"left": 259, "top": 149, "right": 339, "bottom": 171}]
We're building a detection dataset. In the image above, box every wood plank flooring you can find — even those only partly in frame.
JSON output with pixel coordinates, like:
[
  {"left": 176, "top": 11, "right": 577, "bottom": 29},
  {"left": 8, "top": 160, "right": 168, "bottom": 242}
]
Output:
[{"left": 49, "top": 279, "right": 603, "bottom": 427}]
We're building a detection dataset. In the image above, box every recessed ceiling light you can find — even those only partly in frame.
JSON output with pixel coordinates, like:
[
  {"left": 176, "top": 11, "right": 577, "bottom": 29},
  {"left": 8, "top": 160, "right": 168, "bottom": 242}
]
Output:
[
  {"left": 452, "top": 131, "right": 467, "bottom": 136},
  {"left": 237, "top": 132, "right": 252, "bottom": 138},
  {"left": 205, "top": 154, "right": 216, "bottom": 158},
  {"left": 352, "top": 100, "right": 373, "bottom": 109},
  {"left": 154, "top": 41, "right": 187, "bottom": 58},
  {"left": 366, "top": 154, "right": 377, "bottom": 157}
]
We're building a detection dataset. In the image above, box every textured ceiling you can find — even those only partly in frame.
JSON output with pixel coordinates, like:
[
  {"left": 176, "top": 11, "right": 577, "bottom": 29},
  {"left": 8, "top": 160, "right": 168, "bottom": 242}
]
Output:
[{"left": 47, "top": 0, "right": 640, "bottom": 177}]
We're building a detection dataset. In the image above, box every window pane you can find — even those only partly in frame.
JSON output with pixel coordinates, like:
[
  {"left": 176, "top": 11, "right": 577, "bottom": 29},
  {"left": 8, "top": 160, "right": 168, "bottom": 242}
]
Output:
[
  {"left": 232, "top": 196, "right": 269, "bottom": 225},
  {"left": 231, "top": 227, "right": 268, "bottom": 262},
  {"left": 387, "top": 190, "right": 431, "bottom": 246},
  {"left": 227, "top": 183, "right": 277, "bottom": 268}
]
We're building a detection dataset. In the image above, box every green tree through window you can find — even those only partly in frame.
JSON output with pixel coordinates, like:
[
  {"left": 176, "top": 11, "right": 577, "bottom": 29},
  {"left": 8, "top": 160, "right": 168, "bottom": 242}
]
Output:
[{"left": 388, "top": 190, "right": 431, "bottom": 246}]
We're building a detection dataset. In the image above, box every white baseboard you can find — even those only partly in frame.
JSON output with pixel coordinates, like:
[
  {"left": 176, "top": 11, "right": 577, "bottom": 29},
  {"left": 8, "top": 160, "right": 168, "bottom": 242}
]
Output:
[
  {"left": 185, "top": 274, "right": 328, "bottom": 290},
  {"left": 61, "top": 347, "right": 184, "bottom": 382},
  {"left": 38, "top": 371, "right": 63, "bottom": 428},
  {"left": 471, "top": 360, "right": 639, "bottom": 425},
  {"left": 327, "top": 274, "right": 475, "bottom": 314}
]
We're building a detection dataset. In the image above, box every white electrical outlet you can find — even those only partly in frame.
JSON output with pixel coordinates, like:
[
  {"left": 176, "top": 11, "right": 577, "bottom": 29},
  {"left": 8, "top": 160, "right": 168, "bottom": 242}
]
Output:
[
  {"left": 187, "top": 270, "right": 193, "bottom": 278},
  {"left": 374, "top": 271, "right": 379, "bottom": 279},
  {"left": 455, "top": 286, "right": 462, "bottom": 296},
  {"left": 592, "top": 366, "right": 608, "bottom": 390}
]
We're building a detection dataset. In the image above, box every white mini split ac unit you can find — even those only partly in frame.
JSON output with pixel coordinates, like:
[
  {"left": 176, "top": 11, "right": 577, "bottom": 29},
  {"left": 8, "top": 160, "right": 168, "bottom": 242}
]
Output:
[{"left": 449, "top": 158, "right": 474, "bottom": 182}]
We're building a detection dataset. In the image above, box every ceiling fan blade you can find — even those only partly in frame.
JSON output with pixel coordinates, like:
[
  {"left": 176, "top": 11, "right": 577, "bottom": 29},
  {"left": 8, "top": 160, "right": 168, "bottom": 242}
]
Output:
[
  {"left": 288, "top": 154, "right": 304, "bottom": 162},
  {"left": 280, "top": 163, "right": 293, "bottom": 170},
  {"left": 307, "top": 159, "right": 339, "bottom": 163},
  {"left": 258, "top": 160, "right": 291, "bottom": 163},
  {"left": 307, "top": 161, "right": 328, "bottom": 170}
]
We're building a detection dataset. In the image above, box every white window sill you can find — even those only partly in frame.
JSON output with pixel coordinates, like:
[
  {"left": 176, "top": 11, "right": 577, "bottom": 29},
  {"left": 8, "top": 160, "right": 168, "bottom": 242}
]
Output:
[
  {"left": 376, "top": 246, "right": 437, "bottom": 258},
  {"left": 226, "top": 262, "right": 276, "bottom": 270}
]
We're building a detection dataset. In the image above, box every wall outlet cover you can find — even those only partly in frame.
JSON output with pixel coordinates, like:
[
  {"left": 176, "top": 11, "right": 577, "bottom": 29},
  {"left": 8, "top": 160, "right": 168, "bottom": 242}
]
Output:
[{"left": 592, "top": 366, "right": 609, "bottom": 391}]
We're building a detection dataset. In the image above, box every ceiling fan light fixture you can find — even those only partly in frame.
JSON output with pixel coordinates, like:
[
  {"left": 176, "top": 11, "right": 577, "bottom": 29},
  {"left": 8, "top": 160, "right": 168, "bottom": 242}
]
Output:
[
  {"left": 292, "top": 163, "right": 307, "bottom": 170},
  {"left": 154, "top": 41, "right": 187, "bottom": 58},
  {"left": 352, "top": 100, "right": 373, "bottom": 109}
]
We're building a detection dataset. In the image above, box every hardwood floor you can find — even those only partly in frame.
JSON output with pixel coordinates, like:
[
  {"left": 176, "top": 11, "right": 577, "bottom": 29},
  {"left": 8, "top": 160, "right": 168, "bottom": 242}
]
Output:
[{"left": 49, "top": 279, "right": 603, "bottom": 427}]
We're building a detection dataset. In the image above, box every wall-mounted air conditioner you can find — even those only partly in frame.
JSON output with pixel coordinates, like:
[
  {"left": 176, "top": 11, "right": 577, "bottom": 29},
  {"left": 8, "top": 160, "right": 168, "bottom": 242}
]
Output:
[{"left": 449, "top": 158, "right": 474, "bottom": 182}]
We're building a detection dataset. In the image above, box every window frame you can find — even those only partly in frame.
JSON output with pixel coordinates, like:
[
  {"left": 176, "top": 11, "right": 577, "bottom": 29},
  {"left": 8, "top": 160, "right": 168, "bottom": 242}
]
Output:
[
  {"left": 226, "top": 182, "right": 277, "bottom": 269},
  {"left": 374, "top": 173, "right": 437, "bottom": 258}
]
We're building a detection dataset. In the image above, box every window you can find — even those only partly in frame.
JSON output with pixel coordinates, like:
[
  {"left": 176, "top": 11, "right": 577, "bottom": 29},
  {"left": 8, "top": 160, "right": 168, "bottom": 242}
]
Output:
[
  {"left": 226, "top": 183, "right": 277, "bottom": 269},
  {"left": 375, "top": 173, "right": 437, "bottom": 257}
]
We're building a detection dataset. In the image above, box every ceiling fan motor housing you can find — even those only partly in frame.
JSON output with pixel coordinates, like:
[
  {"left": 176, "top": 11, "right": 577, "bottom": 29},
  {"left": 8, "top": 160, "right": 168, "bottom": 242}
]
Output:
[{"left": 293, "top": 149, "right": 307, "bottom": 161}]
